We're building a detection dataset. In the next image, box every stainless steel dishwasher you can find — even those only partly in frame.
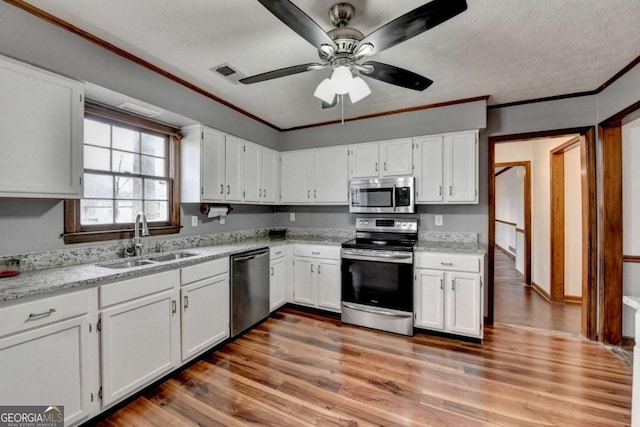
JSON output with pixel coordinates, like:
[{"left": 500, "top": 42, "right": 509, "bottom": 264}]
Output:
[{"left": 230, "top": 247, "right": 270, "bottom": 337}]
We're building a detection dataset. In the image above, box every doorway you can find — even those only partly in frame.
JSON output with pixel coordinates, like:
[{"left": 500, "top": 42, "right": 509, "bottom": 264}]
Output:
[{"left": 488, "top": 127, "right": 597, "bottom": 340}]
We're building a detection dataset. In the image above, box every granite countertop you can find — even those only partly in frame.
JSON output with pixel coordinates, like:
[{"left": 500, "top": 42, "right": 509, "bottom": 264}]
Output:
[
  {"left": 0, "top": 235, "right": 350, "bottom": 304},
  {"left": 414, "top": 240, "right": 486, "bottom": 254}
]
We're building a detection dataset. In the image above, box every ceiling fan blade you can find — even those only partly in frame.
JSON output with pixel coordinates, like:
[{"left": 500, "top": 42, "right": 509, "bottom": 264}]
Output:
[
  {"left": 239, "top": 63, "right": 318, "bottom": 84},
  {"left": 361, "top": 61, "right": 433, "bottom": 91},
  {"left": 322, "top": 97, "right": 337, "bottom": 109},
  {"left": 257, "top": 0, "right": 337, "bottom": 50},
  {"left": 358, "top": 0, "right": 467, "bottom": 55}
]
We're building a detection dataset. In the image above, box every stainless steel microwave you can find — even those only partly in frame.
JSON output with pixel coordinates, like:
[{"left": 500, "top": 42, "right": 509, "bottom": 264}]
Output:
[{"left": 349, "top": 177, "right": 415, "bottom": 213}]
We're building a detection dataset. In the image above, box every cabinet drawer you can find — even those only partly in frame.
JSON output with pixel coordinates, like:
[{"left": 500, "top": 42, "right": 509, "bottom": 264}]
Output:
[
  {"left": 294, "top": 244, "right": 340, "bottom": 260},
  {"left": 181, "top": 258, "right": 228, "bottom": 285},
  {"left": 100, "top": 270, "right": 179, "bottom": 308},
  {"left": 270, "top": 246, "right": 286, "bottom": 261},
  {"left": 415, "top": 253, "right": 481, "bottom": 273},
  {"left": 0, "top": 290, "right": 90, "bottom": 338}
]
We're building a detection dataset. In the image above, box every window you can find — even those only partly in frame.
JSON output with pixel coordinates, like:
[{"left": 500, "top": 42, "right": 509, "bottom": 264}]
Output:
[{"left": 64, "top": 102, "right": 181, "bottom": 244}]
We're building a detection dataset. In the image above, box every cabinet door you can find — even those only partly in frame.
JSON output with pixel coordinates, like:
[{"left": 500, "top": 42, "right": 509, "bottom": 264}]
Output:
[
  {"left": 243, "top": 142, "right": 262, "bottom": 203},
  {"left": 349, "top": 143, "right": 379, "bottom": 178},
  {"left": 380, "top": 139, "right": 413, "bottom": 176},
  {"left": 100, "top": 289, "right": 179, "bottom": 407},
  {"left": 0, "top": 316, "right": 92, "bottom": 426},
  {"left": 293, "top": 256, "right": 315, "bottom": 306},
  {"left": 225, "top": 136, "right": 245, "bottom": 202},
  {"left": 415, "top": 136, "right": 444, "bottom": 203},
  {"left": 281, "top": 151, "right": 313, "bottom": 203},
  {"left": 270, "top": 257, "right": 287, "bottom": 311},
  {"left": 313, "top": 146, "right": 349, "bottom": 203},
  {"left": 317, "top": 259, "right": 341, "bottom": 312},
  {"left": 0, "top": 55, "right": 83, "bottom": 198},
  {"left": 446, "top": 272, "right": 481, "bottom": 337},
  {"left": 181, "top": 274, "right": 229, "bottom": 362},
  {"left": 445, "top": 132, "right": 477, "bottom": 203},
  {"left": 414, "top": 269, "right": 445, "bottom": 330},
  {"left": 262, "top": 148, "right": 279, "bottom": 203},
  {"left": 201, "top": 127, "right": 226, "bottom": 202}
]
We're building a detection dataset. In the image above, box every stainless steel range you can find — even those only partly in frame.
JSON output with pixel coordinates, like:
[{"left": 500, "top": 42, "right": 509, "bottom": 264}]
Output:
[{"left": 341, "top": 217, "right": 418, "bottom": 336}]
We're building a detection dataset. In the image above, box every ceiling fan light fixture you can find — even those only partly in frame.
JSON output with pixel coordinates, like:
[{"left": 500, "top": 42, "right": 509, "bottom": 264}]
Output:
[
  {"left": 314, "top": 78, "right": 336, "bottom": 104},
  {"left": 330, "top": 65, "right": 353, "bottom": 94},
  {"left": 348, "top": 76, "right": 371, "bottom": 103}
]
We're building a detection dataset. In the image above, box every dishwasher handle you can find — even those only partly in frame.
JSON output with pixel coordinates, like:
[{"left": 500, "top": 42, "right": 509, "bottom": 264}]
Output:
[{"left": 233, "top": 249, "right": 269, "bottom": 263}]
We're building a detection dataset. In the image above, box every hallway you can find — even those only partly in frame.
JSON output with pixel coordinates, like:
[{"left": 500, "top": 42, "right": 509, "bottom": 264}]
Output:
[{"left": 494, "top": 249, "right": 582, "bottom": 335}]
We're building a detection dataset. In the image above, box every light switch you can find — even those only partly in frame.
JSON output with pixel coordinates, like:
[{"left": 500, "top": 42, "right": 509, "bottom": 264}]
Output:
[
  {"left": 290, "top": 212, "right": 296, "bottom": 222},
  {"left": 435, "top": 215, "right": 443, "bottom": 226},
  {"left": 191, "top": 215, "right": 198, "bottom": 227}
]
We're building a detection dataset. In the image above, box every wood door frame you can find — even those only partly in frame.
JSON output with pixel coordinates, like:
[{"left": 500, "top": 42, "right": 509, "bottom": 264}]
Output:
[
  {"left": 494, "top": 161, "right": 532, "bottom": 284},
  {"left": 596, "top": 99, "right": 640, "bottom": 345},
  {"left": 549, "top": 136, "right": 582, "bottom": 303},
  {"left": 488, "top": 127, "right": 597, "bottom": 341}
]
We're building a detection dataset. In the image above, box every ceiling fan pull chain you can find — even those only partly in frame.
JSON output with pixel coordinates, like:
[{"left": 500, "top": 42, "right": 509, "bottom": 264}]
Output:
[{"left": 341, "top": 94, "right": 344, "bottom": 125}]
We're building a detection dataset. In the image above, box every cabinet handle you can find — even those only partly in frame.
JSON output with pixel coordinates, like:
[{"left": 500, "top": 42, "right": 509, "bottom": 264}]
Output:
[
  {"left": 28, "top": 308, "right": 56, "bottom": 319},
  {"left": 220, "top": 184, "right": 224, "bottom": 195},
  {"left": 314, "top": 190, "right": 317, "bottom": 198},
  {"left": 184, "top": 296, "right": 189, "bottom": 311},
  {"left": 384, "top": 162, "right": 387, "bottom": 171},
  {"left": 259, "top": 188, "right": 262, "bottom": 197},
  {"left": 451, "top": 279, "right": 456, "bottom": 291},
  {"left": 264, "top": 189, "right": 267, "bottom": 198},
  {"left": 172, "top": 300, "right": 177, "bottom": 315},
  {"left": 439, "top": 278, "right": 443, "bottom": 290},
  {"left": 441, "top": 262, "right": 453, "bottom": 266},
  {"left": 449, "top": 186, "right": 453, "bottom": 196},
  {"left": 375, "top": 163, "right": 378, "bottom": 172},
  {"left": 227, "top": 185, "right": 231, "bottom": 195},
  {"left": 439, "top": 186, "right": 442, "bottom": 196},
  {"left": 318, "top": 265, "right": 322, "bottom": 274},
  {"left": 311, "top": 264, "right": 313, "bottom": 273},
  {"left": 307, "top": 190, "right": 310, "bottom": 199},
  {"left": 271, "top": 266, "right": 274, "bottom": 276},
  {"left": 275, "top": 251, "right": 282, "bottom": 255},
  {"left": 311, "top": 251, "right": 320, "bottom": 255}
]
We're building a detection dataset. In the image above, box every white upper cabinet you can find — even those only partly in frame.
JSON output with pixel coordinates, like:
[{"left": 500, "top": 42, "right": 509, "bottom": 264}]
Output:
[
  {"left": 201, "top": 127, "right": 226, "bottom": 202},
  {"left": 414, "top": 130, "right": 478, "bottom": 204},
  {"left": 313, "top": 146, "right": 349, "bottom": 203},
  {"left": 380, "top": 139, "right": 413, "bottom": 176},
  {"left": 224, "top": 135, "right": 245, "bottom": 202},
  {"left": 281, "top": 150, "right": 313, "bottom": 203},
  {"left": 262, "top": 147, "right": 279, "bottom": 203},
  {"left": 349, "top": 139, "right": 413, "bottom": 179},
  {"left": 181, "top": 125, "right": 225, "bottom": 203},
  {"left": 0, "top": 54, "right": 84, "bottom": 198},
  {"left": 243, "top": 141, "right": 262, "bottom": 203},
  {"left": 349, "top": 143, "right": 379, "bottom": 178}
]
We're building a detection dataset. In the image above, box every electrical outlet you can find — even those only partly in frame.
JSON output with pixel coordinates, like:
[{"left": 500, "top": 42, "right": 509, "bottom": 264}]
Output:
[
  {"left": 435, "top": 215, "right": 443, "bottom": 226},
  {"left": 191, "top": 215, "right": 198, "bottom": 227},
  {"left": 220, "top": 216, "right": 226, "bottom": 225},
  {"left": 290, "top": 212, "right": 295, "bottom": 222}
]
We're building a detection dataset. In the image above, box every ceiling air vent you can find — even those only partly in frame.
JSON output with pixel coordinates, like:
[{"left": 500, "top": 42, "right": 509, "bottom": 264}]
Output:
[
  {"left": 116, "top": 102, "right": 160, "bottom": 118},
  {"left": 210, "top": 63, "right": 245, "bottom": 84}
]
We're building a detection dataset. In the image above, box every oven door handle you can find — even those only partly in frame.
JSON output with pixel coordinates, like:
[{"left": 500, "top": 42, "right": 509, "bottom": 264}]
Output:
[
  {"left": 342, "top": 303, "right": 413, "bottom": 319},
  {"left": 341, "top": 250, "right": 413, "bottom": 264}
]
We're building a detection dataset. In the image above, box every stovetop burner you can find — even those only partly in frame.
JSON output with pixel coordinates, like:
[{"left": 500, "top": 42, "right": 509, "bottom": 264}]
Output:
[{"left": 342, "top": 217, "right": 418, "bottom": 252}]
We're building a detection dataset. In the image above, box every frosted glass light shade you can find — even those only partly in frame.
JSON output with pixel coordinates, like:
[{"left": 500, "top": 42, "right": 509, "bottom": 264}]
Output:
[
  {"left": 330, "top": 66, "right": 352, "bottom": 94},
  {"left": 348, "top": 76, "right": 371, "bottom": 103},
  {"left": 313, "top": 78, "right": 336, "bottom": 104}
]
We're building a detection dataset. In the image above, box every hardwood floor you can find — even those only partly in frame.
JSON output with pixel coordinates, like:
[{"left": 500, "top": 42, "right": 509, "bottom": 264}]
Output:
[
  {"left": 494, "top": 248, "right": 582, "bottom": 334},
  {"left": 96, "top": 307, "right": 631, "bottom": 426}
]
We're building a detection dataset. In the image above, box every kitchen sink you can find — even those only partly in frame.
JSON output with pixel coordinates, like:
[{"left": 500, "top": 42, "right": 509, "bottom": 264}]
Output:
[
  {"left": 101, "top": 259, "right": 157, "bottom": 269},
  {"left": 147, "top": 252, "right": 197, "bottom": 262}
]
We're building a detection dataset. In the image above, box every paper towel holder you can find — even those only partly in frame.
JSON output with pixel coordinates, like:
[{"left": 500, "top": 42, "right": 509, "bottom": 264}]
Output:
[{"left": 200, "top": 203, "right": 233, "bottom": 217}]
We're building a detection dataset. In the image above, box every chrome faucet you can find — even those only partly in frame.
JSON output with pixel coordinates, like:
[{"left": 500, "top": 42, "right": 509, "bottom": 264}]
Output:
[{"left": 133, "top": 212, "right": 150, "bottom": 256}]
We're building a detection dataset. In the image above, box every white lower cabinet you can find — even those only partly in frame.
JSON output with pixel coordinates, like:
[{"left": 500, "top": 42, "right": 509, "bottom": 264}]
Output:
[
  {"left": 414, "top": 252, "right": 484, "bottom": 339},
  {"left": 270, "top": 246, "right": 290, "bottom": 311},
  {"left": 292, "top": 245, "right": 341, "bottom": 313},
  {"left": 180, "top": 258, "right": 229, "bottom": 362},
  {"left": 0, "top": 290, "right": 94, "bottom": 426},
  {"left": 99, "top": 270, "right": 180, "bottom": 408}
]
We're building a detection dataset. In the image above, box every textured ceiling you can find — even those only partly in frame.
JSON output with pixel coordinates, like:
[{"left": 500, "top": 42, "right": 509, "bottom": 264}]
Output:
[{"left": 23, "top": 0, "right": 640, "bottom": 129}]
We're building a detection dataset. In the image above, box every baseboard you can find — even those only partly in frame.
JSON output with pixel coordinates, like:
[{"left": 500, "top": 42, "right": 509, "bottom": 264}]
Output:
[
  {"left": 531, "top": 281, "right": 551, "bottom": 302},
  {"left": 564, "top": 295, "right": 583, "bottom": 304},
  {"left": 622, "top": 336, "right": 635, "bottom": 348},
  {"left": 495, "top": 244, "right": 516, "bottom": 260}
]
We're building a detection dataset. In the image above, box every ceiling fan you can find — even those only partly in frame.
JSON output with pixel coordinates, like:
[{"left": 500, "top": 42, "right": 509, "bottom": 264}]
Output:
[{"left": 240, "top": 0, "right": 468, "bottom": 107}]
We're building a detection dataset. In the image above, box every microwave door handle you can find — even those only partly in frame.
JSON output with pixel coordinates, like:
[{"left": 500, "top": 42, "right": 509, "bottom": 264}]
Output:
[{"left": 392, "top": 184, "right": 397, "bottom": 212}]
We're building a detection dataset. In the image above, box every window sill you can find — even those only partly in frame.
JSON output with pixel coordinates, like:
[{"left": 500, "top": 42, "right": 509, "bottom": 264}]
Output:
[{"left": 62, "top": 225, "right": 182, "bottom": 244}]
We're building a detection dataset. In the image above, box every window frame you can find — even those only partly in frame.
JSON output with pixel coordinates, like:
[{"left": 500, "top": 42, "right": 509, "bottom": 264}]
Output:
[{"left": 63, "top": 101, "right": 182, "bottom": 244}]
